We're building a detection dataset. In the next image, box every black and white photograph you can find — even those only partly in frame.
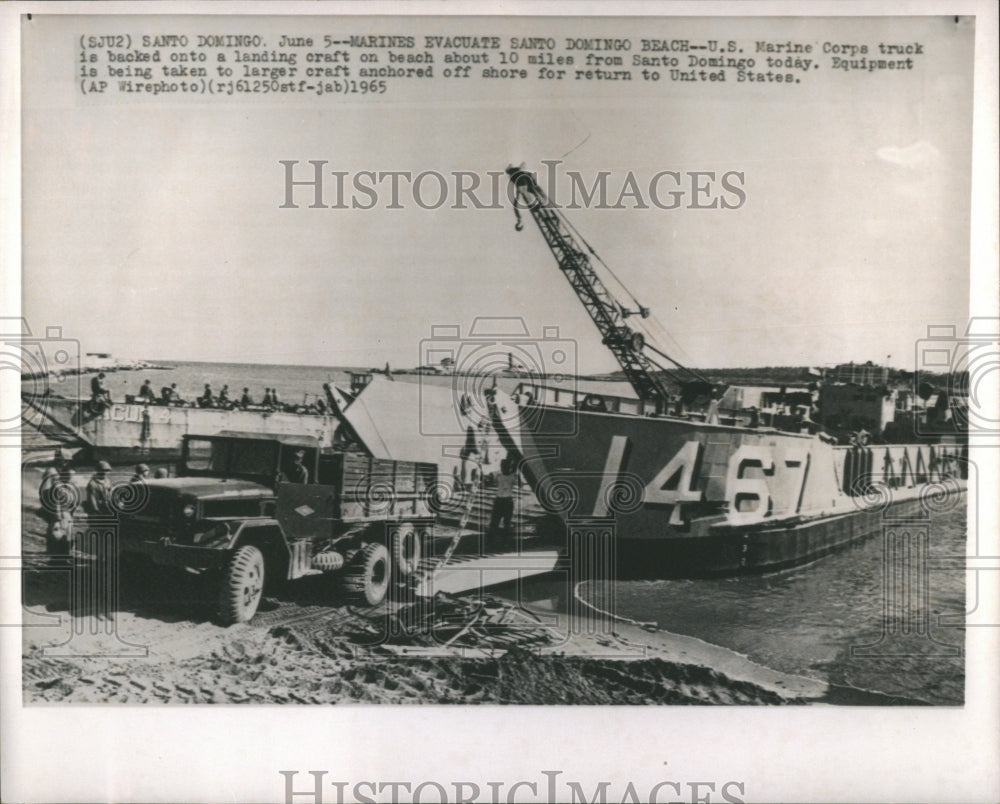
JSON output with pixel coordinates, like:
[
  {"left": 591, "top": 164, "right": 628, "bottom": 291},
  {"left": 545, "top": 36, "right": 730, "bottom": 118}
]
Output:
[{"left": 2, "top": 3, "right": 998, "bottom": 803}]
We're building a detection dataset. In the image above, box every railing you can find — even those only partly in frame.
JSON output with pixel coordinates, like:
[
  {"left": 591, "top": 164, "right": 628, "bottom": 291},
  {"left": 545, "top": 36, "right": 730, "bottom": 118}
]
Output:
[{"left": 832, "top": 443, "right": 966, "bottom": 495}]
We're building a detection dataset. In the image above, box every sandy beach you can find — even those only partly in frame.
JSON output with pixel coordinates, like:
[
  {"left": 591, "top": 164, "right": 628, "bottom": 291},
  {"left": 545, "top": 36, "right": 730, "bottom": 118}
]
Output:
[{"left": 20, "top": 451, "right": 915, "bottom": 707}]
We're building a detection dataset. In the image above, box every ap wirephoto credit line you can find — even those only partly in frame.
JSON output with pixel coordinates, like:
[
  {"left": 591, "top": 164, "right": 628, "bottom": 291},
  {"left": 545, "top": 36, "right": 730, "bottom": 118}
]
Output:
[{"left": 2, "top": 4, "right": 998, "bottom": 804}]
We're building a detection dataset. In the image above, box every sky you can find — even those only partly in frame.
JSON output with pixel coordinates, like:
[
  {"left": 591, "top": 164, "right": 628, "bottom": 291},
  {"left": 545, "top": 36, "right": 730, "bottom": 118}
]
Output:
[{"left": 21, "top": 14, "right": 974, "bottom": 375}]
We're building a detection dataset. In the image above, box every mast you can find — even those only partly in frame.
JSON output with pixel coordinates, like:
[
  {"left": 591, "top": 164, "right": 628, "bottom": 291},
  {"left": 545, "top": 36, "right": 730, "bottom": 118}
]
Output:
[{"left": 506, "top": 165, "right": 689, "bottom": 411}]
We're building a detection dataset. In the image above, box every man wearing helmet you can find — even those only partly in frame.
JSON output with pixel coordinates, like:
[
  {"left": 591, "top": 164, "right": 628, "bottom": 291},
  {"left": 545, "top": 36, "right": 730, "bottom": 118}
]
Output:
[
  {"left": 40, "top": 448, "right": 77, "bottom": 554},
  {"left": 86, "top": 461, "right": 114, "bottom": 515}
]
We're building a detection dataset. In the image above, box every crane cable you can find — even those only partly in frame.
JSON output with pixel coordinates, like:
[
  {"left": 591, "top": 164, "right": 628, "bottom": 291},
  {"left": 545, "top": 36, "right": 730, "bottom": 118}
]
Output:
[
  {"left": 513, "top": 174, "right": 711, "bottom": 389},
  {"left": 549, "top": 203, "right": 710, "bottom": 386},
  {"left": 645, "top": 341, "right": 710, "bottom": 385},
  {"left": 639, "top": 353, "right": 687, "bottom": 387},
  {"left": 551, "top": 206, "right": 645, "bottom": 311}
]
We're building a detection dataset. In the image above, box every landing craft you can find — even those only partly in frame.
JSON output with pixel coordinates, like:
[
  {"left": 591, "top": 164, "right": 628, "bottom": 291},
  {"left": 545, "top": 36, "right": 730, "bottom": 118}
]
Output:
[
  {"left": 492, "top": 165, "right": 966, "bottom": 578},
  {"left": 25, "top": 373, "right": 510, "bottom": 487}
]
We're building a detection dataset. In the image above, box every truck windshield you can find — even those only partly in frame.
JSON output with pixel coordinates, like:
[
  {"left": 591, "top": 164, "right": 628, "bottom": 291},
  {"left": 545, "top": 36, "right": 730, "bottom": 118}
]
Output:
[{"left": 184, "top": 438, "right": 278, "bottom": 478}]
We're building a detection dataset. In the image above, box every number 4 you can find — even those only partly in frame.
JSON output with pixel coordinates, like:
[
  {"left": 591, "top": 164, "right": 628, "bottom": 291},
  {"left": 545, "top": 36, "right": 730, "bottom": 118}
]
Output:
[{"left": 644, "top": 440, "right": 703, "bottom": 523}]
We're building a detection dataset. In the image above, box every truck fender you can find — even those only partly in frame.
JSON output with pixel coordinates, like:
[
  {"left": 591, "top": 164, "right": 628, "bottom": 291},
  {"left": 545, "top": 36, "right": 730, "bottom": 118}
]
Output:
[{"left": 229, "top": 519, "right": 292, "bottom": 584}]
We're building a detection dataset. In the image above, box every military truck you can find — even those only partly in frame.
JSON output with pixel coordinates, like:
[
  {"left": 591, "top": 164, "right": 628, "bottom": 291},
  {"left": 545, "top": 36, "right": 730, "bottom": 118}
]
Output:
[{"left": 116, "top": 431, "right": 437, "bottom": 624}]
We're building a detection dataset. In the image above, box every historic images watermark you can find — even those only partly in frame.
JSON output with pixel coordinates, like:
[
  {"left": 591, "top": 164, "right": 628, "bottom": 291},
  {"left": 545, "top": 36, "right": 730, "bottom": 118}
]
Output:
[
  {"left": 2, "top": 317, "right": 80, "bottom": 449},
  {"left": 847, "top": 319, "right": 1000, "bottom": 658},
  {"left": 914, "top": 318, "right": 1000, "bottom": 440},
  {"left": 279, "top": 159, "right": 747, "bottom": 211},
  {"left": 418, "top": 317, "right": 578, "bottom": 438},
  {"left": 279, "top": 769, "right": 748, "bottom": 804}
]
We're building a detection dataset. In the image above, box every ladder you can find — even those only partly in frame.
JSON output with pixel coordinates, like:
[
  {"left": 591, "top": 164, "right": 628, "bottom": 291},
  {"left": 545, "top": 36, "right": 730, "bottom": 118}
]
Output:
[{"left": 437, "top": 436, "right": 487, "bottom": 569}]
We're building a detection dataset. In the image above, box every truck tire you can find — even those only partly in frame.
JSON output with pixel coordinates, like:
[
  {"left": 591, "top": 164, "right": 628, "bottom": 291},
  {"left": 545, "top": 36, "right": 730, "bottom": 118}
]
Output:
[
  {"left": 218, "top": 545, "right": 265, "bottom": 625},
  {"left": 343, "top": 542, "right": 391, "bottom": 606},
  {"left": 391, "top": 521, "right": 421, "bottom": 578}
]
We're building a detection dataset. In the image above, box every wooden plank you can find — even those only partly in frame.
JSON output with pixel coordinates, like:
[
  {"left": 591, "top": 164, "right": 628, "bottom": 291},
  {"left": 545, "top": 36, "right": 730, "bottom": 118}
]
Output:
[{"left": 414, "top": 551, "right": 561, "bottom": 597}]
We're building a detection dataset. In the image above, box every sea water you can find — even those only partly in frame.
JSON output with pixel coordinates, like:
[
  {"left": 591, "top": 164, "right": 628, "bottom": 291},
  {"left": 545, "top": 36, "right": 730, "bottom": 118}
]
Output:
[{"left": 568, "top": 504, "right": 967, "bottom": 704}]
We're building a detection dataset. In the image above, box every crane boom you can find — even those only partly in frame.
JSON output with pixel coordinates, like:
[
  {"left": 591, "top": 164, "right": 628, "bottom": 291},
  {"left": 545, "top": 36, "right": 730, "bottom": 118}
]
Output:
[{"left": 506, "top": 165, "right": 675, "bottom": 410}]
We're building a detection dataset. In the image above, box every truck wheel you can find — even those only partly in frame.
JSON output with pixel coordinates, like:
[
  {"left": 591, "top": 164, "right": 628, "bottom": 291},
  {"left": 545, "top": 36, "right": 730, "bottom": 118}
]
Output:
[
  {"left": 391, "top": 522, "right": 421, "bottom": 577},
  {"left": 218, "top": 545, "right": 265, "bottom": 625},
  {"left": 343, "top": 542, "right": 391, "bottom": 606}
]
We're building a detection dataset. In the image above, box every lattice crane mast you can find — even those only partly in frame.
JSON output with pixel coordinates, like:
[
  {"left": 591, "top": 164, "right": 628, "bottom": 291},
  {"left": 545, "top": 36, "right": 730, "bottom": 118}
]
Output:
[{"left": 506, "top": 164, "right": 703, "bottom": 412}]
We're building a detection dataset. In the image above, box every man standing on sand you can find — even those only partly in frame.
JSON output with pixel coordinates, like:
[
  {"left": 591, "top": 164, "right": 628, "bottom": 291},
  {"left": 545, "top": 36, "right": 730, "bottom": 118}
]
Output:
[
  {"left": 85, "top": 461, "right": 113, "bottom": 516},
  {"left": 40, "top": 448, "right": 77, "bottom": 554},
  {"left": 39, "top": 448, "right": 74, "bottom": 510}
]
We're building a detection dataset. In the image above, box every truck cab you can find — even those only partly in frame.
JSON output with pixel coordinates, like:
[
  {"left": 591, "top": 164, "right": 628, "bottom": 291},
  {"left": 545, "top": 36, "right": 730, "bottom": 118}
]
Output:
[{"left": 117, "top": 431, "right": 437, "bottom": 623}]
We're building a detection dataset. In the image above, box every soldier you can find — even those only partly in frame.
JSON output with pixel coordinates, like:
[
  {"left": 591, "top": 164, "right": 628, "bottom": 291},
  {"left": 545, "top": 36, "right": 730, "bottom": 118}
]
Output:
[
  {"left": 289, "top": 450, "right": 309, "bottom": 484},
  {"left": 459, "top": 425, "right": 479, "bottom": 490},
  {"left": 39, "top": 448, "right": 67, "bottom": 505},
  {"left": 131, "top": 463, "right": 150, "bottom": 483},
  {"left": 161, "top": 382, "right": 183, "bottom": 405},
  {"left": 85, "top": 461, "right": 113, "bottom": 516},
  {"left": 39, "top": 448, "right": 75, "bottom": 509},
  {"left": 40, "top": 448, "right": 77, "bottom": 554},
  {"left": 138, "top": 379, "right": 156, "bottom": 402},
  {"left": 200, "top": 384, "right": 214, "bottom": 408},
  {"left": 487, "top": 454, "right": 518, "bottom": 545},
  {"left": 218, "top": 384, "right": 231, "bottom": 406},
  {"left": 240, "top": 387, "right": 253, "bottom": 408},
  {"left": 90, "top": 372, "right": 112, "bottom": 408}
]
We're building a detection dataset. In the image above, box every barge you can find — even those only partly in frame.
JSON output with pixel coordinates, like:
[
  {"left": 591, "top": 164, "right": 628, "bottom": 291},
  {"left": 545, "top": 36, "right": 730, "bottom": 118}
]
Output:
[
  {"left": 491, "top": 399, "right": 965, "bottom": 576},
  {"left": 493, "top": 164, "right": 966, "bottom": 577}
]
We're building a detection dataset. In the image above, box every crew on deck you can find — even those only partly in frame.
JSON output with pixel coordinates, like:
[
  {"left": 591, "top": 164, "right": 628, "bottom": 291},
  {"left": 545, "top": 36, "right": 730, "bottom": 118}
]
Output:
[
  {"left": 90, "top": 373, "right": 112, "bottom": 407},
  {"left": 161, "top": 383, "right": 183, "bottom": 405},
  {"left": 139, "top": 380, "right": 304, "bottom": 412}
]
